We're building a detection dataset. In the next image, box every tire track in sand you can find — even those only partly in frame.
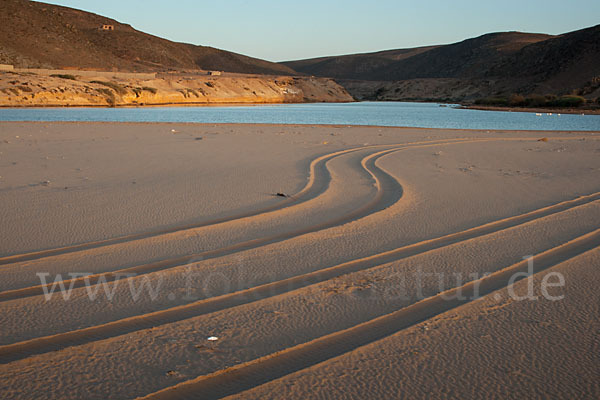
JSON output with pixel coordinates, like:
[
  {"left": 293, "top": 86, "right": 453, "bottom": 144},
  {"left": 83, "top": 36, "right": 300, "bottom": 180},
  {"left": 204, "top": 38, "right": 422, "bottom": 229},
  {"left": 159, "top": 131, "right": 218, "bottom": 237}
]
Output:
[
  {"left": 4, "top": 135, "right": 551, "bottom": 266},
  {"left": 0, "top": 191, "right": 597, "bottom": 364},
  {"left": 0, "top": 136, "right": 586, "bottom": 294},
  {"left": 0, "top": 141, "right": 412, "bottom": 266},
  {"left": 1, "top": 135, "right": 554, "bottom": 298},
  {"left": 140, "top": 228, "right": 600, "bottom": 400},
  {"left": 0, "top": 144, "right": 406, "bottom": 301}
]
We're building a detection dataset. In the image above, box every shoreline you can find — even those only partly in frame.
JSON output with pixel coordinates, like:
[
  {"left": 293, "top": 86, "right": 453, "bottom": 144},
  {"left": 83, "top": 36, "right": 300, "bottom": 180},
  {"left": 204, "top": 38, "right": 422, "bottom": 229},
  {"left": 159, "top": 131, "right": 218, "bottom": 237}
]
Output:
[
  {"left": 2, "top": 97, "right": 598, "bottom": 115},
  {"left": 461, "top": 104, "right": 600, "bottom": 115},
  {"left": 2, "top": 120, "right": 599, "bottom": 134},
  {"left": 0, "top": 99, "right": 355, "bottom": 109}
]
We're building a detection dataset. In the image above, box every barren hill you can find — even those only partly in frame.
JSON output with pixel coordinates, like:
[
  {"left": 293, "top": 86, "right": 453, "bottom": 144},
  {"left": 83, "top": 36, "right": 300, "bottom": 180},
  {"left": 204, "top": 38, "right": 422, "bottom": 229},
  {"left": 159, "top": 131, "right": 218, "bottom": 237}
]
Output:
[
  {"left": 283, "top": 26, "right": 600, "bottom": 102},
  {"left": 283, "top": 32, "right": 552, "bottom": 81},
  {"left": 283, "top": 45, "right": 440, "bottom": 81},
  {"left": 0, "top": 0, "right": 296, "bottom": 75}
]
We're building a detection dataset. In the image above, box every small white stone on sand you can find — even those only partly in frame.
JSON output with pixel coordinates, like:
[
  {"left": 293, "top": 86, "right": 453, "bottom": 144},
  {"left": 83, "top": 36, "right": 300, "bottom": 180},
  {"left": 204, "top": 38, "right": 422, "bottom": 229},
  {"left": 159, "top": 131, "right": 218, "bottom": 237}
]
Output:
[{"left": 207, "top": 336, "right": 219, "bottom": 341}]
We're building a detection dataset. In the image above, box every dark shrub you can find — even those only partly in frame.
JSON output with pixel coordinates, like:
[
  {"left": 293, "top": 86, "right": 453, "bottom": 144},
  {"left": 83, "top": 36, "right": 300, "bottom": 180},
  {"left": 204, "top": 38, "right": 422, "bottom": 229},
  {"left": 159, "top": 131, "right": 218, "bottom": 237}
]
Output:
[
  {"left": 508, "top": 94, "right": 526, "bottom": 106},
  {"left": 50, "top": 74, "right": 77, "bottom": 80},
  {"left": 551, "top": 95, "right": 585, "bottom": 107},
  {"left": 525, "top": 94, "right": 547, "bottom": 107},
  {"left": 474, "top": 97, "right": 509, "bottom": 106}
]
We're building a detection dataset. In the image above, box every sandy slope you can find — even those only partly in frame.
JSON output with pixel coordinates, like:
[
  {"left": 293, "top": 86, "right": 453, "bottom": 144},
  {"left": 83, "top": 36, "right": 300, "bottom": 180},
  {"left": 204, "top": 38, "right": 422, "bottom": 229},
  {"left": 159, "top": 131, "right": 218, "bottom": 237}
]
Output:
[{"left": 0, "top": 122, "right": 599, "bottom": 399}]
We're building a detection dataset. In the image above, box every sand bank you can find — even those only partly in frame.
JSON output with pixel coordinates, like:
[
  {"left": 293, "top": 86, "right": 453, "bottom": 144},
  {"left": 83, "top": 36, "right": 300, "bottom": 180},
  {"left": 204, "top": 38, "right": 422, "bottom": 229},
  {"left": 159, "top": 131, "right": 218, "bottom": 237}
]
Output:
[{"left": 0, "top": 122, "right": 598, "bottom": 399}]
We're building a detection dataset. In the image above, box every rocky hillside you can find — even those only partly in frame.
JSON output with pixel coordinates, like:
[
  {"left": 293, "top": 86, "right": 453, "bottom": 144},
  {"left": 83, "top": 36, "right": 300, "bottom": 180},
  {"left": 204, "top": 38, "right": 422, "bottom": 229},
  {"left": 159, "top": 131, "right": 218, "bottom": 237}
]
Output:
[
  {"left": 284, "top": 45, "right": 440, "bottom": 81},
  {"left": 283, "top": 32, "right": 552, "bottom": 81},
  {"left": 0, "top": 0, "right": 295, "bottom": 75},
  {"left": 283, "top": 26, "right": 600, "bottom": 102}
]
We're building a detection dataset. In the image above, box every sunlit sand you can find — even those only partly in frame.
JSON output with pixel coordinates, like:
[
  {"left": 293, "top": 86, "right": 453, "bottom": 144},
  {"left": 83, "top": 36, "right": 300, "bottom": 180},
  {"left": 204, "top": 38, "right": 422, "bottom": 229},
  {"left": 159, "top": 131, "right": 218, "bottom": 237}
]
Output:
[{"left": 0, "top": 122, "right": 598, "bottom": 398}]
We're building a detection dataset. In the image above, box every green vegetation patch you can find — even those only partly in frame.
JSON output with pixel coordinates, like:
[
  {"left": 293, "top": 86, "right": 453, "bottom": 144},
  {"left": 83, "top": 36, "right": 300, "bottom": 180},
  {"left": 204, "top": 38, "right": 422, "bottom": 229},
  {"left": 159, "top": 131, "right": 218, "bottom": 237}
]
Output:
[
  {"left": 178, "top": 88, "right": 200, "bottom": 98},
  {"left": 475, "top": 94, "right": 586, "bottom": 108},
  {"left": 95, "top": 87, "right": 116, "bottom": 106},
  {"left": 90, "top": 80, "right": 127, "bottom": 95}
]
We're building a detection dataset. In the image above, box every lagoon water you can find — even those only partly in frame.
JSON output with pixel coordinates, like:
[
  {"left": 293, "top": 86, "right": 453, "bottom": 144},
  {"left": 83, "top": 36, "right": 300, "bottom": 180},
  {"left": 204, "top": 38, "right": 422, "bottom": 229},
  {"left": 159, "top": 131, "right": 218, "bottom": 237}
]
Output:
[{"left": 1, "top": 101, "right": 599, "bottom": 131}]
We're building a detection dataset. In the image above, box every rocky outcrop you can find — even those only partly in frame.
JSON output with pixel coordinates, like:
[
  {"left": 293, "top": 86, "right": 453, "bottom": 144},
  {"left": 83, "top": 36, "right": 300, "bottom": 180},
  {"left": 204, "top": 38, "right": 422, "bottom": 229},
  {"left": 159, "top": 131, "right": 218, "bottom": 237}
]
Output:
[{"left": 0, "top": 71, "right": 354, "bottom": 107}]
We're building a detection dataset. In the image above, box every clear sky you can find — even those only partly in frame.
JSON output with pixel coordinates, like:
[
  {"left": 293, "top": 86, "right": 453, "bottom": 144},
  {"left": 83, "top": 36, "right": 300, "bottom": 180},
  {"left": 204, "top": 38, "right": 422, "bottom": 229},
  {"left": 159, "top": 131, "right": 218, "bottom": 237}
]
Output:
[{"left": 40, "top": 0, "right": 600, "bottom": 62}]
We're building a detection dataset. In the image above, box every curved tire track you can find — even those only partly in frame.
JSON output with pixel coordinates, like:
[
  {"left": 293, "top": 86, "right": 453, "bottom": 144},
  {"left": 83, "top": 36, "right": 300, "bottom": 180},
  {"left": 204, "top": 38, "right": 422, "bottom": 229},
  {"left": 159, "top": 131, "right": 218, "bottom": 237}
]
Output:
[
  {"left": 1, "top": 135, "right": 588, "bottom": 267},
  {"left": 0, "top": 145, "right": 407, "bottom": 302},
  {"left": 2, "top": 136, "right": 516, "bottom": 299},
  {"left": 0, "top": 142, "right": 408, "bottom": 266},
  {"left": 0, "top": 192, "right": 597, "bottom": 364}
]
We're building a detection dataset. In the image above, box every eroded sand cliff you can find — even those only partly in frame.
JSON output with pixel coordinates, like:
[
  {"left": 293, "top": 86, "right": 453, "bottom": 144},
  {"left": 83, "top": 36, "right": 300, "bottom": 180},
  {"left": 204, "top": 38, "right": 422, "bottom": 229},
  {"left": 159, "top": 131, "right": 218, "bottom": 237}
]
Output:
[{"left": 0, "top": 70, "right": 354, "bottom": 107}]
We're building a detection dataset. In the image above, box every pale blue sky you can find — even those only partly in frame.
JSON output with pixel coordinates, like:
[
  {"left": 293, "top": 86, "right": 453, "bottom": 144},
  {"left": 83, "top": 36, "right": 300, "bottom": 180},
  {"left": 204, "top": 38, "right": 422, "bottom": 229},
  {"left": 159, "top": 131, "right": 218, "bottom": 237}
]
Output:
[{"left": 41, "top": 0, "right": 600, "bottom": 61}]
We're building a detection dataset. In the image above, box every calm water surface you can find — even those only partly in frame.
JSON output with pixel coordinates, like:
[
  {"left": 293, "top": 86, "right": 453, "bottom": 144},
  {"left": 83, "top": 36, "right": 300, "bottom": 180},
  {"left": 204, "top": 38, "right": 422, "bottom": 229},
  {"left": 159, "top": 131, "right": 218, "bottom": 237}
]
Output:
[{"left": 1, "top": 102, "right": 599, "bottom": 131}]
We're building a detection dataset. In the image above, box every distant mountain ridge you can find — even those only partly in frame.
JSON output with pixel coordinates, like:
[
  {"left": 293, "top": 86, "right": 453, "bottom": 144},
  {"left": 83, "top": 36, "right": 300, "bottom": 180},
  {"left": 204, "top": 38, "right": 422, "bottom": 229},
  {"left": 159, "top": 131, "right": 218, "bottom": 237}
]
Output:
[
  {"left": 0, "top": 0, "right": 296, "bottom": 75},
  {"left": 282, "top": 26, "right": 600, "bottom": 101},
  {"left": 282, "top": 32, "right": 554, "bottom": 81},
  {"left": 282, "top": 45, "right": 441, "bottom": 81}
]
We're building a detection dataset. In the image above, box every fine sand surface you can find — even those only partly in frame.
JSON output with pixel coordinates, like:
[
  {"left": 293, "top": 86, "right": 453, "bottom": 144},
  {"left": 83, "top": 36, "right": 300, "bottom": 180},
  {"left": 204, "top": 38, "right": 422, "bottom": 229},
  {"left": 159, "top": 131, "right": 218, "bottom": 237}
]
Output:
[{"left": 0, "top": 122, "right": 599, "bottom": 399}]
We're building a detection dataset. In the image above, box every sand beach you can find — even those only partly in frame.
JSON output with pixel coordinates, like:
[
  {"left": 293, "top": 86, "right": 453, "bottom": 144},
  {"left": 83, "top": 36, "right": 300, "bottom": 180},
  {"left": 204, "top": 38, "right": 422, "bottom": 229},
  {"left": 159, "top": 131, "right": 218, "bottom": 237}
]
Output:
[{"left": 0, "top": 122, "right": 598, "bottom": 399}]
